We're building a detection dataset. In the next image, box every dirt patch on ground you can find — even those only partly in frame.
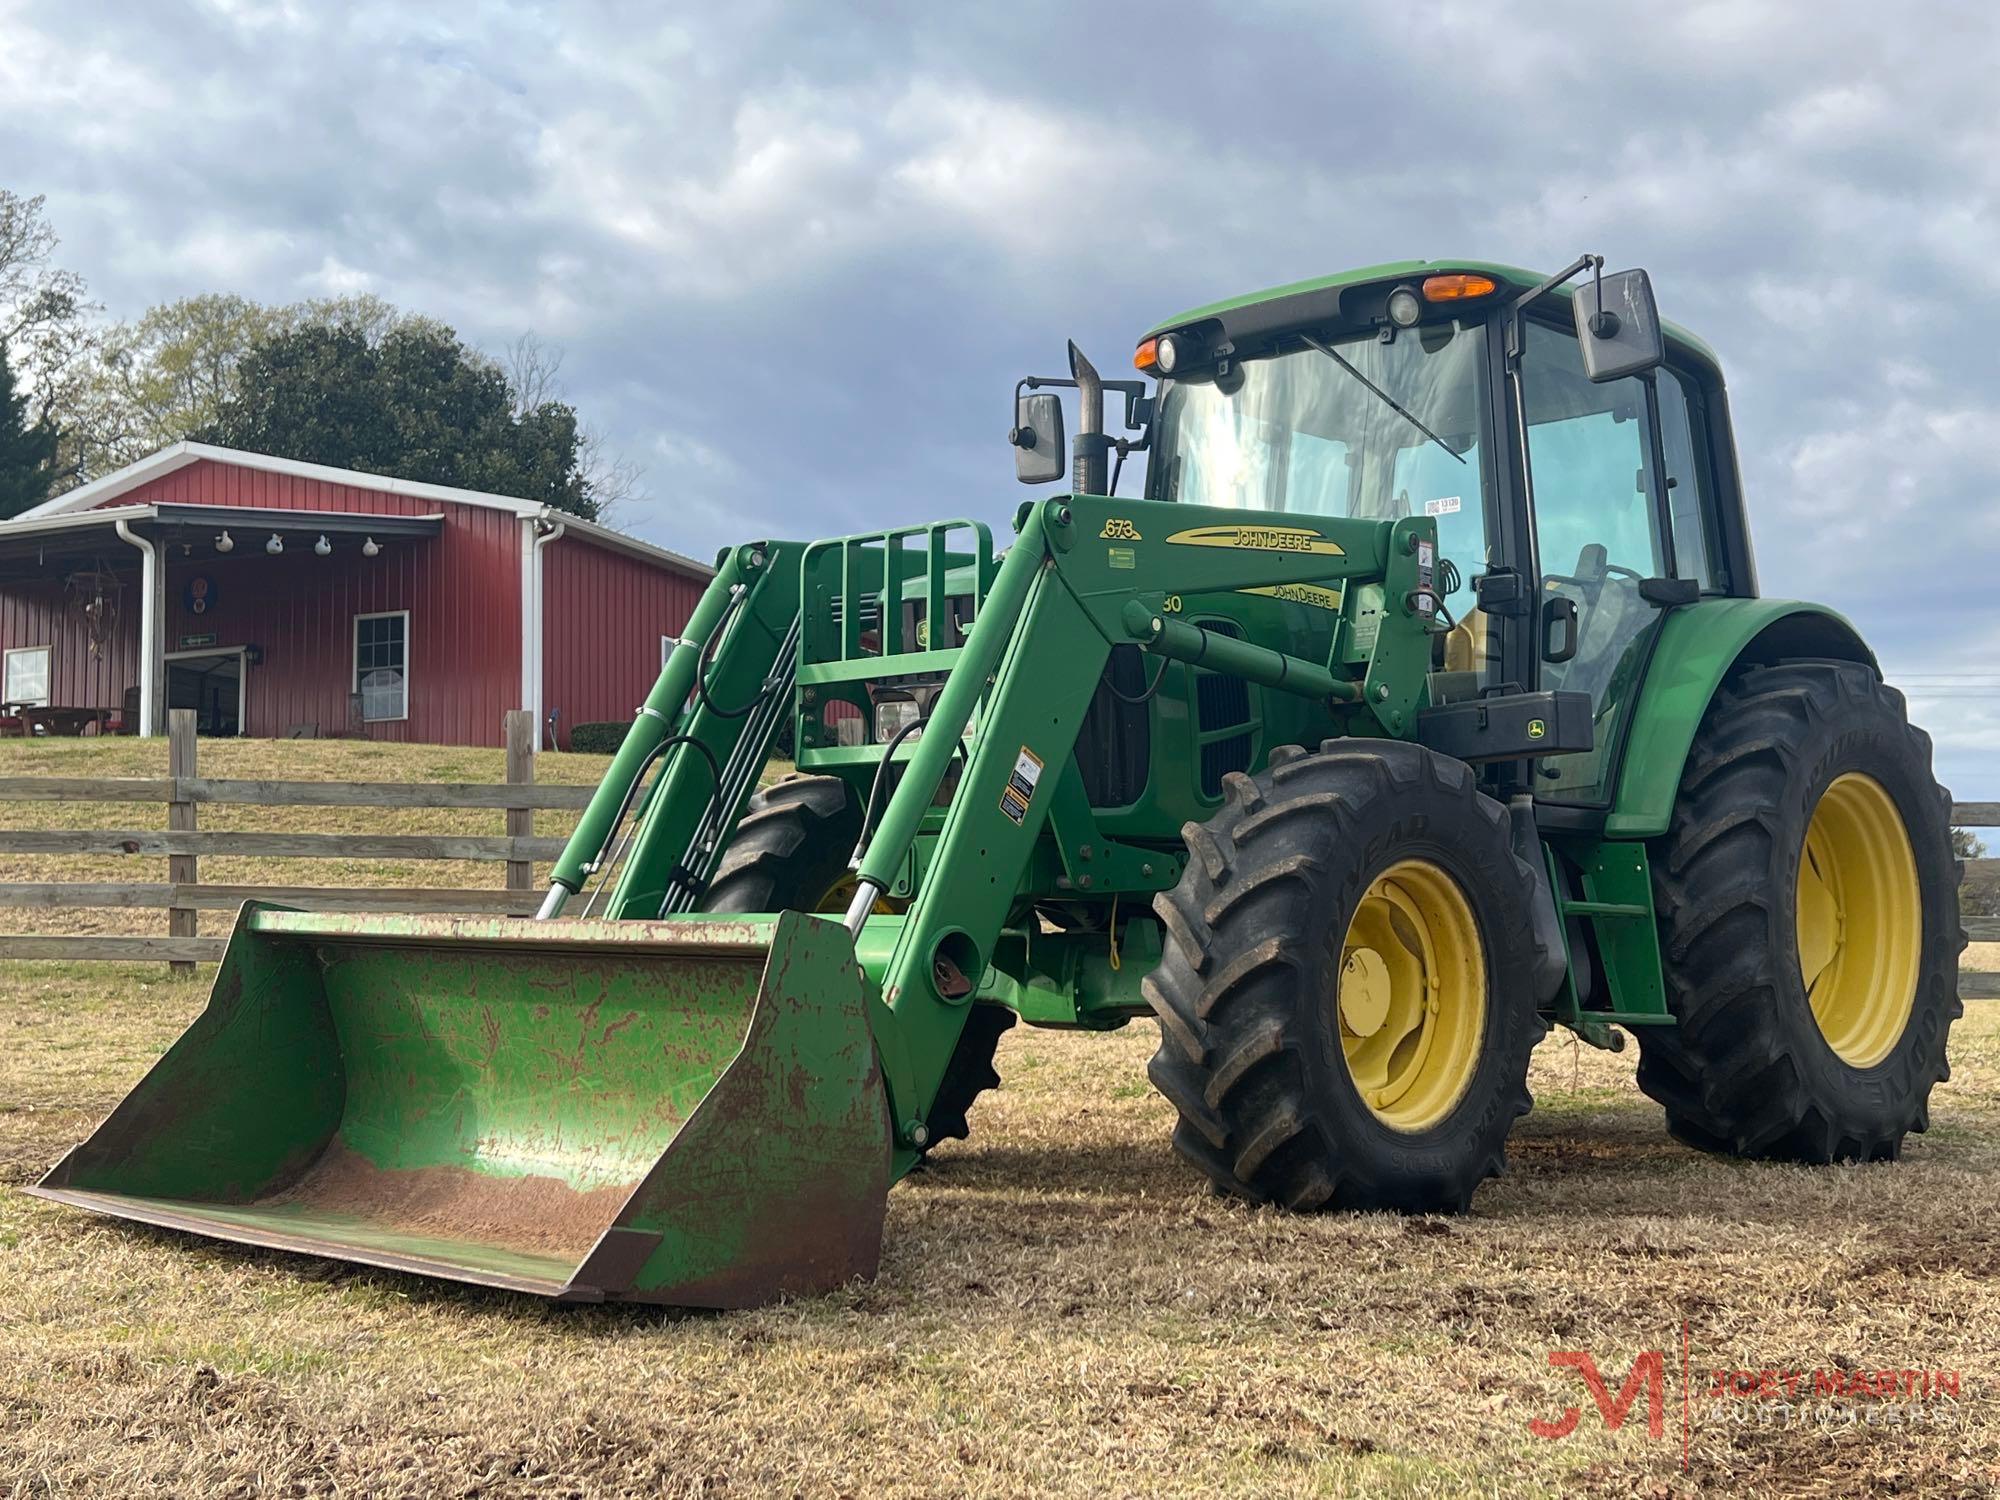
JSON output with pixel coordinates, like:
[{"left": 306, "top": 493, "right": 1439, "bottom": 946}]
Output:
[{"left": 272, "top": 1143, "right": 634, "bottom": 1261}]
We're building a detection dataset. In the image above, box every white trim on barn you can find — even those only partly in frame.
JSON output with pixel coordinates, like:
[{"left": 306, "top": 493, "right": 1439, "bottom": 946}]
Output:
[
  {"left": 19, "top": 442, "right": 543, "bottom": 521},
  {"left": 353, "top": 609, "right": 412, "bottom": 723},
  {"left": 14, "top": 442, "right": 714, "bottom": 579},
  {"left": 3, "top": 644, "right": 51, "bottom": 707},
  {"left": 519, "top": 516, "right": 540, "bottom": 745}
]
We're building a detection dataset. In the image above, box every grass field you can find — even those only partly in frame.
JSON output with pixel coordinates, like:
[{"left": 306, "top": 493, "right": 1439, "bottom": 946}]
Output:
[{"left": 2, "top": 739, "right": 1997, "bottom": 1496}]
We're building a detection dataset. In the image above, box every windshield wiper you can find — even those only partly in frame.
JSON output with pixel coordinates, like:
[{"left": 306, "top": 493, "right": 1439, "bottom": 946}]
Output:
[{"left": 1298, "top": 332, "right": 1465, "bottom": 466}]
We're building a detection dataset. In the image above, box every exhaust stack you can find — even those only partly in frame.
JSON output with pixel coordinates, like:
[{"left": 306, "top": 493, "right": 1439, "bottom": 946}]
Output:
[{"left": 1067, "top": 340, "right": 1109, "bottom": 497}]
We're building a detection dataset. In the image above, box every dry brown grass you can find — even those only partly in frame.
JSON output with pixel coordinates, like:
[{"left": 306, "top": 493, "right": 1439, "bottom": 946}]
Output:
[
  {"left": 1, "top": 740, "right": 1997, "bottom": 1496},
  {"left": 1, "top": 983, "right": 1996, "bottom": 1497}
]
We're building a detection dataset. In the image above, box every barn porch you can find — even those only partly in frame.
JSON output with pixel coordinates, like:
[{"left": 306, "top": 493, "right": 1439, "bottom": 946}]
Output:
[{"left": 0, "top": 504, "right": 442, "bottom": 738}]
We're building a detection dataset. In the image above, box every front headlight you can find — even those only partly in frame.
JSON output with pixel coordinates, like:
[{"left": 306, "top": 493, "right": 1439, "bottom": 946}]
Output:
[{"left": 874, "top": 693, "right": 922, "bottom": 744}]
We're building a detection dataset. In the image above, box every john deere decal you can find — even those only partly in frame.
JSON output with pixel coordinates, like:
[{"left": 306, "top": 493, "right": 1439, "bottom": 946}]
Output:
[
  {"left": 1100, "top": 517, "right": 1143, "bottom": 541},
  {"left": 1238, "top": 582, "right": 1343, "bottom": 611},
  {"left": 1164, "top": 524, "right": 1345, "bottom": 556}
]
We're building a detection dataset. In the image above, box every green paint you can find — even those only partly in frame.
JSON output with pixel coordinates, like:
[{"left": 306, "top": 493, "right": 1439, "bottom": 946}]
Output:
[
  {"left": 1545, "top": 839, "right": 1673, "bottom": 1033},
  {"left": 32, "top": 907, "right": 888, "bottom": 1307},
  {"left": 1604, "top": 598, "right": 1871, "bottom": 837},
  {"left": 1146, "top": 258, "right": 1721, "bottom": 369},
  {"left": 551, "top": 545, "right": 756, "bottom": 895}
]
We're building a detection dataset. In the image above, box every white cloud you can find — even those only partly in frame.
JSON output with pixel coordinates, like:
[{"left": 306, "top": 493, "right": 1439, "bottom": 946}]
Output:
[
  {"left": 7, "top": 0, "right": 2000, "bottom": 787},
  {"left": 301, "top": 254, "right": 374, "bottom": 295}
]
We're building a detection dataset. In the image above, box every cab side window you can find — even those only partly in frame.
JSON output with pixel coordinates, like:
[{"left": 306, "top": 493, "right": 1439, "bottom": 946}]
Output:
[
  {"left": 1520, "top": 318, "right": 1666, "bottom": 802},
  {"left": 1655, "top": 368, "right": 1723, "bottom": 592}
]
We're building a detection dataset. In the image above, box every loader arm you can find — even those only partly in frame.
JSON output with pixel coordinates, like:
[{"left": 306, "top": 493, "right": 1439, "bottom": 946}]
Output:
[{"left": 847, "top": 494, "right": 1437, "bottom": 1166}]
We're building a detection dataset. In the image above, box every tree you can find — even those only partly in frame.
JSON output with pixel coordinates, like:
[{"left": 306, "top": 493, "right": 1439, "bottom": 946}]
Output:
[
  {"left": 0, "top": 190, "right": 98, "bottom": 488},
  {"left": 200, "top": 317, "right": 601, "bottom": 519},
  {"left": 506, "top": 333, "right": 642, "bottom": 517},
  {"left": 70, "top": 292, "right": 417, "bottom": 479},
  {"left": 78, "top": 294, "right": 279, "bottom": 471},
  {"left": 0, "top": 339, "right": 59, "bottom": 518}
]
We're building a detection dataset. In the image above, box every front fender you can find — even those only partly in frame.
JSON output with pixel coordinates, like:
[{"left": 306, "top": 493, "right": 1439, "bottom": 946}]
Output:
[{"left": 1605, "top": 599, "right": 1876, "bottom": 838}]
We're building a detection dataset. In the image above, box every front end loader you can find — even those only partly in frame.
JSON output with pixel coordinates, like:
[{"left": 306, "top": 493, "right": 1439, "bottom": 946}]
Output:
[{"left": 35, "top": 256, "right": 1964, "bottom": 1305}]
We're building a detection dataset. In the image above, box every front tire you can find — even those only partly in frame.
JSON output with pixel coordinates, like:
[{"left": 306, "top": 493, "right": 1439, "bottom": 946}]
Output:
[
  {"left": 1144, "top": 740, "right": 1547, "bottom": 1213},
  {"left": 1638, "top": 661, "right": 1963, "bottom": 1161}
]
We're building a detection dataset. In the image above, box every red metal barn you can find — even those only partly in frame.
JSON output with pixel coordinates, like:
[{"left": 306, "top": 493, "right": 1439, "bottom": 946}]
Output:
[{"left": 0, "top": 443, "right": 710, "bottom": 747}]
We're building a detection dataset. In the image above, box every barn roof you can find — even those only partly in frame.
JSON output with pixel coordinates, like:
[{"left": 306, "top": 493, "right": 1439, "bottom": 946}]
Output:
[{"left": 12, "top": 441, "right": 712, "bottom": 578}]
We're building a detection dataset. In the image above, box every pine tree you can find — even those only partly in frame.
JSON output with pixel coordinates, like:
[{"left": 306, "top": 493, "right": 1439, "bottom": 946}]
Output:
[{"left": 0, "top": 340, "right": 59, "bottom": 519}]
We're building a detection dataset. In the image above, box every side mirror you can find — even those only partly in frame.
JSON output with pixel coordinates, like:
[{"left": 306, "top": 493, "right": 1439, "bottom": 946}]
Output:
[
  {"left": 1575, "top": 268, "right": 1664, "bottom": 384},
  {"left": 1011, "top": 392, "right": 1065, "bottom": 484}
]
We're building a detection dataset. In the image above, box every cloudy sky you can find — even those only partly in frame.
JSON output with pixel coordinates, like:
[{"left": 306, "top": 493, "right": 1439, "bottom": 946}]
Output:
[{"left": 6, "top": 0, "right": 2000, "bottom": 796}]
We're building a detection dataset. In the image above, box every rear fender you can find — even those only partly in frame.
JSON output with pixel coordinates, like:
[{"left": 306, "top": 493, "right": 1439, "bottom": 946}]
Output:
[{"left": 1605, "top": 599, "right": 1875, "bottom": 838}]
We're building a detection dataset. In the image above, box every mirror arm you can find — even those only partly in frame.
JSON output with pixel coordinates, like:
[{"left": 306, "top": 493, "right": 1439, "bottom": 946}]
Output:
[{"left": 1504, "top": 252, "right": 1603, "bottom": 362}]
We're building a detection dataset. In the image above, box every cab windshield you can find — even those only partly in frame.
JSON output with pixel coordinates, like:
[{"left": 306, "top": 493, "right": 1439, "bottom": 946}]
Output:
[{"left": 1146, "top": 319, "right": 1491, "bottom": 607}]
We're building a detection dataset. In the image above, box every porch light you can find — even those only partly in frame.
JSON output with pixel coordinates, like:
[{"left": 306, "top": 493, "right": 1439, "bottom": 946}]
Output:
[
  {"left": 266, "top": 534, "right": 284, "bottom": 555},
  {"left": 314, "top": 535, "right": 332, "bottom": 556}
]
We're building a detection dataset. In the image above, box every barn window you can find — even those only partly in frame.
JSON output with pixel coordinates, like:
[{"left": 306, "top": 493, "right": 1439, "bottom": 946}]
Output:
[
  {"left": 4, "top": 646, "right": 51, "bottom": 707},
  {"left": 354, "top": 611, "right": 410, "bottom": 722}
]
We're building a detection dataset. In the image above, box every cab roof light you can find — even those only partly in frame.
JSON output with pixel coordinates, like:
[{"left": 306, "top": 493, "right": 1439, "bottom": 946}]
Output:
[
  {"left": 1421, "top": 273, "right": 1499, "bottom": 302},
  {"left": 1134, "top": 336, "right": 1160, "bottom": 371}
]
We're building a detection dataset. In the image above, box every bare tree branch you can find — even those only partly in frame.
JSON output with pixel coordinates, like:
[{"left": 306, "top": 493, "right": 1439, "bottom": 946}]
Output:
[{"left": 0, "top": 190, "right": 102, "bottom": 463}]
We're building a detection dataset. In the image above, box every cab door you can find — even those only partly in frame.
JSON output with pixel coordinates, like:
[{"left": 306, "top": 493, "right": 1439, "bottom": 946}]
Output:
[{"left": 1514, "top": 316, "right": 1689, "bottom": 804}]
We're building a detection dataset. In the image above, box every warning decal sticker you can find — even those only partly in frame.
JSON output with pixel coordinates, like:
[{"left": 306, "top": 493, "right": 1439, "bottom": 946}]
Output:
[{"left": 999, "top": 745, "right": 1045, "bottom": 825}]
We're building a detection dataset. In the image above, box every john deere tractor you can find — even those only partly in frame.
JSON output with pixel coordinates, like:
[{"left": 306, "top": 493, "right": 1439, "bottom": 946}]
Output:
[{"left": 35, "top": 255, "right": 1963, "bottom": 1306}]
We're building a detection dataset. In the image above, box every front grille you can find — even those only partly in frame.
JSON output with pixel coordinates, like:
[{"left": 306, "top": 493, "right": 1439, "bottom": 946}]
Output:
[
  {"left": 1195, "top": 621, "right": 1251, "bottom": 731},
  {"left": 1074, "top": 644, "right": 1151, "bottom": 808},
  {"left": 1201, "top": 733, "right": 1253, "bottom": 794},
  {"left": 1193, "top": 619, "right": 1255, "bottom": 796}
]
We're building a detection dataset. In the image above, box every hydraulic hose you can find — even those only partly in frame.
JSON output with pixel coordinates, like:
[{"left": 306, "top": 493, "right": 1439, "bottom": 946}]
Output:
[{"left": 541, "top": 551, "right": 750, "bottom": 906}]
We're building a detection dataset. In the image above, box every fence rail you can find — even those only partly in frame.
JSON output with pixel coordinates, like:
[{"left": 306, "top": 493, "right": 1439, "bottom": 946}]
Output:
[
  {"left": 3, "top": 710, "right": 1998, "bottom": 997},
  {"left": 0, "top": 708, "right": 568, "bottom": 974}
]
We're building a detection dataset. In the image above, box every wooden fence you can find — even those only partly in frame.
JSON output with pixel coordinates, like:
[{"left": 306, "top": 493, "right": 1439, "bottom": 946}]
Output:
[
  {"left": 2, "top": 709, "right": 1997, "bottom": 994},
  {"left": 0, "top": 709, "right": 588, "bottom": 973}
]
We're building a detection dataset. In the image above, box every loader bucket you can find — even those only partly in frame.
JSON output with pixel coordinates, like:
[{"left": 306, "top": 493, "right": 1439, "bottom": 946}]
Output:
[{"left": 29, "top": 906, "right": 891, "bottom": 1307}]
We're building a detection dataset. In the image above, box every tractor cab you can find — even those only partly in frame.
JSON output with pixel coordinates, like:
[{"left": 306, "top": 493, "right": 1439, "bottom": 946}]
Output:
[{"left": 1127, "top": 257, "right": 1749, "bottom": 811}]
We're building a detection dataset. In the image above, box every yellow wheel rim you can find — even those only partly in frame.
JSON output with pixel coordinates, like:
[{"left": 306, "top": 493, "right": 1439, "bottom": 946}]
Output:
[
  {"left": 1336, "top": 859, "right": 1487, "bottom": 1132},
  {"left": 1796, "top": 773, "right": 1921, "bottom": 1068},
  {"left": 817, "top": 872, "right": 902, "bottom": 917}
]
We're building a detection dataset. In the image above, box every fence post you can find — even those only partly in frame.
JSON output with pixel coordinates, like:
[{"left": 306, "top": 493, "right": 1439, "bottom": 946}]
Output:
[
  {"left": 504, "top": 709, "right": 535, "bottom": 897},
  {"left": 166, "top": 709, "right": 198, "bottom": 978}
]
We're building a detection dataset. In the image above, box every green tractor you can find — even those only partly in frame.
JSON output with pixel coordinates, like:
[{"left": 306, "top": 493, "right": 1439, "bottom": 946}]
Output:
[{"left": 34, "top": 255, "right": 1963, "bottom": 1306}]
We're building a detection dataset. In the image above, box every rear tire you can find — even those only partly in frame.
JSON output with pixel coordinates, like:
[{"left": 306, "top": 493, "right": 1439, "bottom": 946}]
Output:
[
  {"left": 702, "top": 774, "right": 1012, "bottom": 1149},
  {"left": 1638, "top": 661, "right": 1963, "bottom": 1161},
  {"left": 1144, "top": 740, "right": 1547, "bottom": 1213}
]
